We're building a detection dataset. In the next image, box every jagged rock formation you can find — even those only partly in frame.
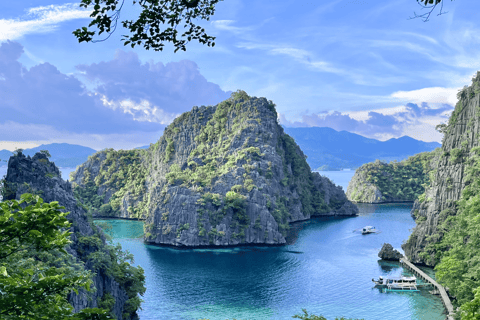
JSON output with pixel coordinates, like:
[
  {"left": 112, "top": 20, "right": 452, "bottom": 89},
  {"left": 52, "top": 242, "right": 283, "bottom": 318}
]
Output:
[
  {"left": 71, "top": 91, "right": 358, "bottom": 247},
  {"left": 346, "top": 151, "right": 439, "bottom": 203},
  {"left": 378, "top": 243, "right": 403, "bottom": 261},
  {"left": 401, "top": 74, "right": 480, "bottom": 266},
  {"left": 1, "top": 151, "right": 143, "bottom": 319}
]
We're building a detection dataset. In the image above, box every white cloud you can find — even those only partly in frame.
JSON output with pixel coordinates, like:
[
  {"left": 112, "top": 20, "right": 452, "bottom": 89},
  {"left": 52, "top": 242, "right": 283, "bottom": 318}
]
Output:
[
  {"left": 391, "top": 87, "right": 459, "bottom": 106},
  {"left": 0, "top": 3, "right": 90, "bottom": 41},
  {"left": 99, "top": 95, "right": 180, "bottom": 125},
  {"left": 211, "top": 20, "right": 253, "bottom": 34},
  {"left": 346, "top": 105, "right": 408, "bottom": 121},
  {"left": 402, "top": 122, "right": 444, "bottom": 143},
  {"left": 238, "top": 42, "right": 346, "bottom": 76}
]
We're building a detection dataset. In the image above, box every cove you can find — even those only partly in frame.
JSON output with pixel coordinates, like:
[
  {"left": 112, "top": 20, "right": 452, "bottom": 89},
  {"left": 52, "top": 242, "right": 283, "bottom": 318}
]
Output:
[{"left": 94, "top": 171, "right": 446, "bottom": 320}]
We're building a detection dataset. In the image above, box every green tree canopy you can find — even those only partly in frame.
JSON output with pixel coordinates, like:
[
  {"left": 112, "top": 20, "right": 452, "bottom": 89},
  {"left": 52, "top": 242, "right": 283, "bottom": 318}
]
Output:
[
  {"left": 0, "top": 193, "right": 112, "bottom": 319},
  {"left": 412, "top": 0, "right": 454, "bottom": 22},
  {"left": 74, "top": 0, "right": 222, "bottom": 52},
  {"left": 40, "top": 149, "right": 52, "bottom": 158}
]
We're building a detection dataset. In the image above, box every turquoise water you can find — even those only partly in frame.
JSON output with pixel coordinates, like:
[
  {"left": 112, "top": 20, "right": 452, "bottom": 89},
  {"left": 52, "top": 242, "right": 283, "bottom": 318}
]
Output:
[{"left": 94, "top": 171, "right": 446, "bottom": 320}]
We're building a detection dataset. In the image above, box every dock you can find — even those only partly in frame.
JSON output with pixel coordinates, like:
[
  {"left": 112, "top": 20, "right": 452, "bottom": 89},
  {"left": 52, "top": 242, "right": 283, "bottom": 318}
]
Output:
[{"left": 400, "top": 257, "right": 455, "bottom": 320}]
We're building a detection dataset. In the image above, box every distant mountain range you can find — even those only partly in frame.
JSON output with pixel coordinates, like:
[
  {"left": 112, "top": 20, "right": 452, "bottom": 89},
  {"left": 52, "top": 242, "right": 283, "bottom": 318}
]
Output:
[
  {"left": 0, "top": 129, "right": 440, "bottom": 170},
  {"left": 283, "top": 127, "right": 441, "bottom": 171},
  {"left": 0, "top": 143, "right": 97, "bottom": 168}
]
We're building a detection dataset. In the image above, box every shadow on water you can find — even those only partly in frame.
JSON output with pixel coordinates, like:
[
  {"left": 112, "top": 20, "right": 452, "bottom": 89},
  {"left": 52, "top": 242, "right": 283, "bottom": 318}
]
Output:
[
  {"left": 143, "top": 242, "right": 302, "bottom": 318},
  {"left": 377, "top": 259, "right": 402, "bottom": 273},
  {"left": 285, "top": 215, "right": 357, "bottom": 245}
]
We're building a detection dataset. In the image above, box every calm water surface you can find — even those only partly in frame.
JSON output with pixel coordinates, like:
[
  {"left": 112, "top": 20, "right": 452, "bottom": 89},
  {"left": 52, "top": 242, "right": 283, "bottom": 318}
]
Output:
[{"left": 94, "top": 171, "right": 446, "bottom": 320}]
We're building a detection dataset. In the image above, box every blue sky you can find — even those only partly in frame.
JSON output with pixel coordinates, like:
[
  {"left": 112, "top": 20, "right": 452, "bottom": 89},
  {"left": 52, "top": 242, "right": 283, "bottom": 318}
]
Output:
[{"left": 1, "top": 0, "right": 479, "bottom": 151}]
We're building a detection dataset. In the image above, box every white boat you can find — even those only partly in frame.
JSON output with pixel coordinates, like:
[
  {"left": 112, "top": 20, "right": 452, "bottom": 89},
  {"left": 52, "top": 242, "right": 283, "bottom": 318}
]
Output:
[
  {"left": 384, "top": 282, "right": 419, "bottom": 292},
  {"left": 362, "top": 226, "right": 377, "bottom": 234},
  {"left": 372, "top": 276, "right": 417, "bottom": 288}
]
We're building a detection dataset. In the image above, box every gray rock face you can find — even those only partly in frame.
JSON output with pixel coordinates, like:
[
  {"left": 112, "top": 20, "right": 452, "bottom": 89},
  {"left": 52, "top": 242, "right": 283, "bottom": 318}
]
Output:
[
  {"left": 346, "top": 166, "right": 383, "bottom": 203},
  {"left": 71, "top": 93, "right": 359, "bottom": 247},
  {"left": 378, "top": 243, "right": 403, "bottom": 261},
  {"left": 402, "top": 74, "right": 480, "bottom": 266},
  {"left": 1, "top": 152, "right": 134, "bottom": 319},
  {"left": 143, "top": 96, "right": 358, "bottom": 247}
]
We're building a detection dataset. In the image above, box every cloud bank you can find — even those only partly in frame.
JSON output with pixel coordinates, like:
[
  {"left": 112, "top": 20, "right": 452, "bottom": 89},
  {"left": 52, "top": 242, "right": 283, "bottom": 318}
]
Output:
[
  {"left": 280, "top": 102, "right": 454, "bottom": 142},
  {"left": 76, "top": 50, "right": 231, "bottom": 124},
  {"left": 0, "top": 41, "right": 231, "bottom": 145}
]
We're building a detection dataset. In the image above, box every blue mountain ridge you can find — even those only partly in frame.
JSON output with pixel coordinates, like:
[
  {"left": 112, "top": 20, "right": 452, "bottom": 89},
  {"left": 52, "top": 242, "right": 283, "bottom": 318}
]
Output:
[
  {"left": 0, "top": 143, "right": 97, "bottom": 168},
  {"left": 283, "top": 126, "right": 440, "bottom": 170},
  {"left": 0, "top": 129, "right": 440, "bottom": 171}
]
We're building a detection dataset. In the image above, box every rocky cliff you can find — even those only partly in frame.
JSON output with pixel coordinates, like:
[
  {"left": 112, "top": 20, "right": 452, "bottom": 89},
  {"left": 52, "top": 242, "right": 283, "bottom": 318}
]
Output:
[
  {"left": 71, "top": 91, "right": 358, "bottom": 247},
  {"left": 1, "top": 151, "right": 145, "bottom": 319},
  {"left": 346, "top": 151, "right": 439, "bottom": 203},
  {"left": 401, "top": 73, "right": 480, "bottom": 266}
]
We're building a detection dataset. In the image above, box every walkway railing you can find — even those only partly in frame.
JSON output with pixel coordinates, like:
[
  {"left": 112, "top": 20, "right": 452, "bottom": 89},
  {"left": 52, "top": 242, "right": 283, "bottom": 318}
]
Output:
[{"left": 400, "top": 257, "right": 455, "bottom": 320}]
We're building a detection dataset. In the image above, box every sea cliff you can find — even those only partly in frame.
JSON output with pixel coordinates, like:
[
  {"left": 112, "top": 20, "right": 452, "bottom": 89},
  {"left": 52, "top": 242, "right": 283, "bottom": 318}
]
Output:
[
  {"left": 1, "top": 151, "right": 145, "bottom": 319},
  {"left": 401, "top": 73, "right": 480, "bottom": 266},
  {"left": 71, "top": 91, "right": 358, "bottom": 247}
]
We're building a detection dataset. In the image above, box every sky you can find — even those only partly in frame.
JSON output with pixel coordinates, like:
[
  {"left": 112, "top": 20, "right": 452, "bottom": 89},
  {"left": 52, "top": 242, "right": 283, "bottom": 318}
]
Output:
[{"left": 1, "top": 0, "right": 480, "bottom": 151}]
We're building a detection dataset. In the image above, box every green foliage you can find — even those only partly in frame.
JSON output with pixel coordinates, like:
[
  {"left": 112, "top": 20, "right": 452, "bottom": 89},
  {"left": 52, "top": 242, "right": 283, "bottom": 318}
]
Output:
[
  {"left": 450, "top": 148, "right": 463, "bottom": 163},
  {"left": 74, "top": 0, "right": 221, "bottom": 53},
  {"left": 97, "top": 293, "right": 115, "bottom": 316},
  {"left": 72, "top": 149, "right": 148, "bottom": 219},
  {"left": 176, "top": 223, "right": 190, "bottom": 238},
  {"left": 277, "top": 134, "right": 330, "bottom": 216},
  {"left": 292, "top": 309, "right": 364, "bottom": 320},
  {"left": 45, "top": 172, "right": 57, "bottom": 178},
  {"left": 0, "top": 193, "right": 113, "bottom": 319},
  {"left": 273, "top": 197, "right": 290, "bottom": 236},
  {"left": 355, "top": 149, "right": 439, "bottom": 203},
  {"left": 231, "top": 89, "right": 250, "bottom": 101},
  {"left": 165, "top": 93, "right": 268, "bottom": 189},
  {"left": 86, "top": 242, "right": 146, "bottom": 317},
  {"left": 416, "top": 142, "right": 480, "bottom": 315},
  {"left": 40, "top": 149, "right": 52, "bottom": 158},
  {"left": 164, "top": 137, "right": 174, "bottom": 163}
]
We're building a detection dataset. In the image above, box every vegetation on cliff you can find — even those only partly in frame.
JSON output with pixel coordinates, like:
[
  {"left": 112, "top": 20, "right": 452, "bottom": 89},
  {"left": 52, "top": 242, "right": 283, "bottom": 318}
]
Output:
[
  {"left": 1, "top": 151, "right": 146, "bottom": 319},
  {"left": 403, "top": 72, "right": 480, "bottom": 319},
  {"left": 347, "top": 149, "right": 439, "bottom": 203},
  {"left": 71, "top": 90, "right": 357, "bottom": 247},
  {"left": 0, "top": 193, "right": 113, "bottom": 319},
  {"left": 71, "top": 148, "right": 149, "bottom": 219}
]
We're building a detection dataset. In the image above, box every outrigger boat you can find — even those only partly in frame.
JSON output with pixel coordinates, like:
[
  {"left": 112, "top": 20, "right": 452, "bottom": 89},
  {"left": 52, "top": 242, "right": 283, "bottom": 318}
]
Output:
[
  {"left": 372, "top": 276, "right": 419, "bottom": 292},
  {"left": 362, "top": 226, "right": 377, "bottom": 234}
]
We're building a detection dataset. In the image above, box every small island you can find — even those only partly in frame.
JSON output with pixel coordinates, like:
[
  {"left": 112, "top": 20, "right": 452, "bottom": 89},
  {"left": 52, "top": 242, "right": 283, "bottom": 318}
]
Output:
[{"left": 346, "top": 150, "right": 439, "bottom": 203}]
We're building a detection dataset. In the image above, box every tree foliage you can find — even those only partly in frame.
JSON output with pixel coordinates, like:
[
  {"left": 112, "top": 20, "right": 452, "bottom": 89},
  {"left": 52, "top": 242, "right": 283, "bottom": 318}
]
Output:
[
  {"left": 430, "top": 146, "right": 480, "bottom": 318},
  {"left": 74, "top": 0, "right": 222, "bottom": 52},
  {"left": 410, "top": 0, "right": 454, "bottom": 22},
  {"left": 40, "top": 149, "right": 52, "bottom": 158},
  {"left": 292, "top": 309, "right": 364, "bottom": 320},
  {"left": 0, "top": 193, "right": 112, "bottom": 319}
]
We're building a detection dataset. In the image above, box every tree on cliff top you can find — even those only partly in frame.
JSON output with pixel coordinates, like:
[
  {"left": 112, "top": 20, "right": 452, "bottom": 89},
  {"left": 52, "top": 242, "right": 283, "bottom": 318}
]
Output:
[{"left": 73, "top": 0, "right": 222, "bottom": 52}]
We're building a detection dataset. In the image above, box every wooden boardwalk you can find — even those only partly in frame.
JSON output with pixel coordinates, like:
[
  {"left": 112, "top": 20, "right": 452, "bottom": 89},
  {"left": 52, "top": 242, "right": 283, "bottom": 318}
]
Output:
[{"left": 400, "top": 257, "right": 455, "bottom": 320}]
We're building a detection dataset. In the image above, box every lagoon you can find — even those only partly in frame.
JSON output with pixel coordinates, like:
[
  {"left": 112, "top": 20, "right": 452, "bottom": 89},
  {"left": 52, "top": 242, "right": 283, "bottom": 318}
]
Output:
[{"left": 94, "top": 171, "right": 446, "bottom": 320}]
